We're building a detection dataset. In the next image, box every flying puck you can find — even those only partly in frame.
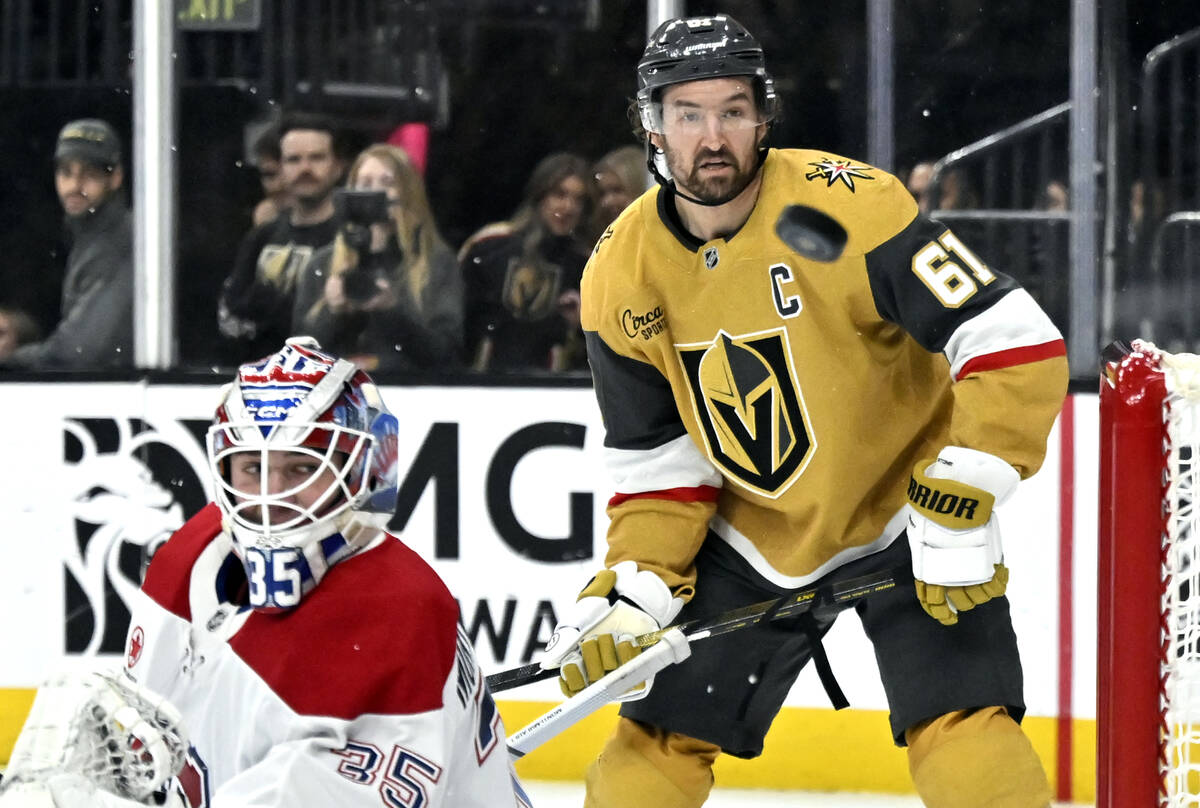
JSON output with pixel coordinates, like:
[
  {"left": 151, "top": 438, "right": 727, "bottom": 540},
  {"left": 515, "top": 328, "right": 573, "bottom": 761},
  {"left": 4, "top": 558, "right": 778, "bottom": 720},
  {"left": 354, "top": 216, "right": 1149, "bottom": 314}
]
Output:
[{"left": 774, "top": 204, "right": 848, "bottom": 263}]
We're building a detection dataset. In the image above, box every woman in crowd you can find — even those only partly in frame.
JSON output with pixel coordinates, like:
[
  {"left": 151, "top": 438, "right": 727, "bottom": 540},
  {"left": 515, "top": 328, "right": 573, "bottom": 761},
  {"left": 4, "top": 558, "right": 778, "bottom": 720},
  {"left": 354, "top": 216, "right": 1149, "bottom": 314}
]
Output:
[
  {"left": 589, "top": 144, "right": 648, "bottom": 239},
  {"left": 293, "top": 143, "right": 463, "bottom": 373},
  {"left": 459, "top": 152, "right": 593, "bottom": 373}
]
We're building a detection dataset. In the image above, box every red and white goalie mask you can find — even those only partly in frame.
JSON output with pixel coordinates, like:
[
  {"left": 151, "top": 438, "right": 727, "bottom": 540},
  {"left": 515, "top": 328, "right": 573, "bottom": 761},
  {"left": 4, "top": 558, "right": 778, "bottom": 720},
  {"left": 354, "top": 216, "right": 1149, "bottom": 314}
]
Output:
[{"left": 206, "top": 337, "right": 399, "bottom": 611}]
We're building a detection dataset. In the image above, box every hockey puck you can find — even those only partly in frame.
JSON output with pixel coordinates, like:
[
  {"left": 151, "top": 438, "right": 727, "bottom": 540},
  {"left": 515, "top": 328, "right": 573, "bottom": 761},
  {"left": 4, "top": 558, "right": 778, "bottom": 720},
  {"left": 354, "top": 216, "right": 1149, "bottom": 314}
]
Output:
[{"left": 774, "top": 204, "right": 848, "bottom": 263}]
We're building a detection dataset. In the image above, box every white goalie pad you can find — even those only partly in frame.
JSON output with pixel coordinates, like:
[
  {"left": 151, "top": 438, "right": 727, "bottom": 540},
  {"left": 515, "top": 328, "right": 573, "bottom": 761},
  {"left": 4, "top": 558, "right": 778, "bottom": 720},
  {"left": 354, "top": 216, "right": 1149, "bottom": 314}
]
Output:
[{"left": 0, "top": 670, "right": 187, "bottom": 806}]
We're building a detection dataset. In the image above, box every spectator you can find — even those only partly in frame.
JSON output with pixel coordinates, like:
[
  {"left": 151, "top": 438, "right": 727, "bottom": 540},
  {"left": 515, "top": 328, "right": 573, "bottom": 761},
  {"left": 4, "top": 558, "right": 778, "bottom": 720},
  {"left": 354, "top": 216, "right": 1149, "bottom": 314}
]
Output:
[
  {"left": 904, "top": 160, "right": 935, "bottom": 213},
  {"left": 460, "top": 152, "right": 593, "bottom": 373},
  {"left": 932, "top": 165, "right": 980, "bottom": 211},
  {"left": 1, "top": 118, "right": 133, "bottom": 370},
  {"left": 217, "top": 112, "right": 346, "bottom": 364},
  {"left": 292, "top": 143, "right": 463, "bottom": 373},
  {"left": 1029, "top": 178, "right": 1070, "bottom": 332},
  {"left": 1036, "top": 178, "right": 1069, "bottom": 212},
  {"left": 0, "top": 305, "right": 41, "bottom": 360},
  {"left": 250, "top": 124, "right": 289, "bottom": 227},
  {"left": 590, "top": 144, "right": 650, "bottom": 238}
]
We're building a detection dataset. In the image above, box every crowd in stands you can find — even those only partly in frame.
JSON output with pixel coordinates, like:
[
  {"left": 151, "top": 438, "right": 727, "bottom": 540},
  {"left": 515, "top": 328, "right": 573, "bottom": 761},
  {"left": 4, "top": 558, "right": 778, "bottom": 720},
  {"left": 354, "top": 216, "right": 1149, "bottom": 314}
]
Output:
[
  {"left": 6, "top": 114, "right": 1071, "bottom": 377},
  {"left": 0, "top": 112, "right": 651, "bottom": 375}
]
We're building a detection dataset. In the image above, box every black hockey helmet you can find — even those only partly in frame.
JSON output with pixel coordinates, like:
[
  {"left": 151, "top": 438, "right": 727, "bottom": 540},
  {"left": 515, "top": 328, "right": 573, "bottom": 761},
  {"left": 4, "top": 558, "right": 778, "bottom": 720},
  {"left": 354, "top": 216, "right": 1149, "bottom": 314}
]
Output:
[{"left": 636, "top": 14, "right": 778, "bottom": 135}]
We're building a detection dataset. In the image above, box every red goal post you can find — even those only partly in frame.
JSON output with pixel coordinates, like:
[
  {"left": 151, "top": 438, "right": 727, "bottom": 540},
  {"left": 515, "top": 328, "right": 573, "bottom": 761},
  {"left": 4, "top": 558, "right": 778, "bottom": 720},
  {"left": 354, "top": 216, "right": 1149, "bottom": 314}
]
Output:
[{"left": 1099, "top": 339, "right": 1200, "bottom": 806}]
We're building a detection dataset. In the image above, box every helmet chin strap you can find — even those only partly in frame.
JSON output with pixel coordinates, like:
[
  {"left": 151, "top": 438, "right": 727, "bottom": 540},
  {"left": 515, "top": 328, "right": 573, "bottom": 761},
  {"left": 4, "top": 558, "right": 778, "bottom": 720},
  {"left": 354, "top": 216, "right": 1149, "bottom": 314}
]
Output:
[{"left": 646, "top": 142, "right": 768, "bottom": 208}]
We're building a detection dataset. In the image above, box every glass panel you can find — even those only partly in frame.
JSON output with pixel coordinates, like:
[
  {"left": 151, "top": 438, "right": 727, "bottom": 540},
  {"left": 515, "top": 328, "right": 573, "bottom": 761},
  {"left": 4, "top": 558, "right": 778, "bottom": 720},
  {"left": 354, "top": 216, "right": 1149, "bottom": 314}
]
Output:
[{"left": 1, "top": 2, "right": 1200, "bottom": 381}]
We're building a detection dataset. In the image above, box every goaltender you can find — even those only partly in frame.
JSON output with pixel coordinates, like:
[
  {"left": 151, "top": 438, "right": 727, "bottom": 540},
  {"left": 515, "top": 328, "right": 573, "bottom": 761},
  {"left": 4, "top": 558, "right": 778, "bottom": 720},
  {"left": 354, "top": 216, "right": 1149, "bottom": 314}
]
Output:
[{"left": 538, "top": 14, "right": 1067, "bottom": 808}]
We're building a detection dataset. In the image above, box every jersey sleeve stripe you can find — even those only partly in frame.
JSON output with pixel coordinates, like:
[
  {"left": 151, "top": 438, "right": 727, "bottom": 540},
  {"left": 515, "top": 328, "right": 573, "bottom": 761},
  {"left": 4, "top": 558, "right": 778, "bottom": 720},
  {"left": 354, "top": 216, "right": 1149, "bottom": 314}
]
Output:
[
  {"left": 609, "top": 485, "right": 722, "bottom": 508},
  {"left": 604, "top": 433, "right": 724, "bottom": 494},
  {"left": 942, "top": 288, "right": 1065, "bottom": 379},
  {"left": 955, "top": 338, "right": 1067, "bottom": 380}
]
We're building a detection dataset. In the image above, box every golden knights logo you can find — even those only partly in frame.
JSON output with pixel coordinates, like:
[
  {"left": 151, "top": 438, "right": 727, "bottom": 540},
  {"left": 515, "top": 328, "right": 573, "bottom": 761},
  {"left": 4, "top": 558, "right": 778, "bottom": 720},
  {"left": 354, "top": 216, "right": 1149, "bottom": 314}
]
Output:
[
  {"left": 502, "top": 256, "right": 563, "bottom": 321},
  {"left": 805, "top": 158, "right": 874, "bottom": 192},
  {"left": 677, "top": 328, "right": 815, "bottom": 496}
]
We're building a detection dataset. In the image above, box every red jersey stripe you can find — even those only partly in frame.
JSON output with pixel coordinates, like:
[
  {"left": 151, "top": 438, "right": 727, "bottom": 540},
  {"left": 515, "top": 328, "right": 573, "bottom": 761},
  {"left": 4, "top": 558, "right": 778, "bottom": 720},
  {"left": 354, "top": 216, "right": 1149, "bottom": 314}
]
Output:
[
  {"left": 955, "top": 339, "right": 1066, "bottom": 381},
  {"left": 609, "top": 484, "right": 721, "bottom": 508}
]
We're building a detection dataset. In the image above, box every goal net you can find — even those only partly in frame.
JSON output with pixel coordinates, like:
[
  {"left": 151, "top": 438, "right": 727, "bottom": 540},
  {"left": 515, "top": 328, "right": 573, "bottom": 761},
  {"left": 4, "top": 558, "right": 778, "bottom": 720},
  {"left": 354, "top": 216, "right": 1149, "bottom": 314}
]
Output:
[{"left": 1100, "top": 339, "right": 1200, "bottom": 807}]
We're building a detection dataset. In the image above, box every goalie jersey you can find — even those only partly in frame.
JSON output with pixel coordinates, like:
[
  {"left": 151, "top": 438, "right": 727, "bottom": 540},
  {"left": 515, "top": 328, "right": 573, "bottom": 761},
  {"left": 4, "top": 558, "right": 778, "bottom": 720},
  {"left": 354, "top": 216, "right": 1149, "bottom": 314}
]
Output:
[
  {"left": 581, "top": 148, "right": 1068, "bottom": 594},
  {"left": 123, "top": 504, "right": 531, "bottom": 808}
]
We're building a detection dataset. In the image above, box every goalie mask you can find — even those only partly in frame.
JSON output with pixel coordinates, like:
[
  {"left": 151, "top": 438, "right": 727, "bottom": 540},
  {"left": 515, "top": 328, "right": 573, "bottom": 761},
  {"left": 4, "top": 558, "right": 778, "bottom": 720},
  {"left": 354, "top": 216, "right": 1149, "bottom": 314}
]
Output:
[{"left": 206, "top": 337, "right": 399, "bottom": 612}]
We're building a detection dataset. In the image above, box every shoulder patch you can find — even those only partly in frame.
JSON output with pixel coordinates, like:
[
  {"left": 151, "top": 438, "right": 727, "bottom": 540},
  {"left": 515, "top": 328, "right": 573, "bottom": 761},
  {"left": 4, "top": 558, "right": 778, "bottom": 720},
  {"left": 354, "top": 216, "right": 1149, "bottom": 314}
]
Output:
[
  {"left": 617, "top": 289, "right": 669, "bottom": 345},
  {"left": 804, "top": 157, "right": 876, "bottom": 192}
]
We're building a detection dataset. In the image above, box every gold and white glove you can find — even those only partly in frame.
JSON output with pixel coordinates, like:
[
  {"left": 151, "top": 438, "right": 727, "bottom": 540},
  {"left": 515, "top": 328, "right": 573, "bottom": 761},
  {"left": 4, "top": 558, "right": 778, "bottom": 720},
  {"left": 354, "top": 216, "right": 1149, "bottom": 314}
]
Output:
[
  {"left": 539, "top": 561, "right": 684, "bottom": 700},
  {"left": 906, "top": 446, "right": 1020, "bottom": 626}
]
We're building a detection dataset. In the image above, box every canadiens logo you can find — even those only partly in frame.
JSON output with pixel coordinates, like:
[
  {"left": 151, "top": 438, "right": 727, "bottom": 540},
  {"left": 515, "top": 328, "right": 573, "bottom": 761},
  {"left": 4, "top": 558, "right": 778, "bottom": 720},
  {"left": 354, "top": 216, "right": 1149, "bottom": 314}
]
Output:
[
  {"left": 677, "top": 328, "right": 816, "bottom": 497},
  {"left": 127, "top": 625, "right": 145, "bottom": 668},
  {"left": 704, "top": 246, "right": 720, "bottom": 269},
  {"left": 805, "top": 159, "right": 875, "bottom": 192}
]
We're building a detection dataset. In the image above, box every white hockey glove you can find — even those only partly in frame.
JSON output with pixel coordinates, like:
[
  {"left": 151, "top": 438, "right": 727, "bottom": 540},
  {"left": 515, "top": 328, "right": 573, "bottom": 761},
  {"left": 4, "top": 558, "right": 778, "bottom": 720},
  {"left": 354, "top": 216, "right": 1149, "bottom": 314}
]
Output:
[
  {"left": 0, "top": 671, "right": 187, "bottom": 808},
  {"left": 906, "top": 446, "right": 1020, "bottom": 626},
  {"left": 39, "top": 773, "right": 187, "bottom": 808},
  {"left": 539, "top": 561, "right": 684, "bottom": 700}
]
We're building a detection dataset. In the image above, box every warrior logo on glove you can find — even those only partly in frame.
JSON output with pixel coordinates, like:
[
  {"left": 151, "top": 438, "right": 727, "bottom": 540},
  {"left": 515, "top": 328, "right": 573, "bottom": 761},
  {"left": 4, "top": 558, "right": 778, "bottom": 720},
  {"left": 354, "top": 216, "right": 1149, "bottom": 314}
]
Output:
[{"left": 905, "top": 446, "right": 1019, "bottom": 626}]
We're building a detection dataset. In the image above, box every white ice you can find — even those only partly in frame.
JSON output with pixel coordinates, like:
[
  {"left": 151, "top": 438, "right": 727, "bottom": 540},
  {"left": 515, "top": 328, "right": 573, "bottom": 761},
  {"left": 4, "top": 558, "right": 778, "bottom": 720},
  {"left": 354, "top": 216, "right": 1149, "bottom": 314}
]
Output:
[{"left": 522, "top": 781, "right": 1093, "bottom": 807}]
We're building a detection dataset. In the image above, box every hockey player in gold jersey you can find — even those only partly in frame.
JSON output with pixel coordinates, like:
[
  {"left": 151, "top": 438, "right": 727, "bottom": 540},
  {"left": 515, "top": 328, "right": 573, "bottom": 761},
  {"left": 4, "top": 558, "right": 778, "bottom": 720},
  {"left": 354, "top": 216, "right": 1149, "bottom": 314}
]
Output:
[{"left": 537, "top": 13, "right": 1066, "bottom": 808}]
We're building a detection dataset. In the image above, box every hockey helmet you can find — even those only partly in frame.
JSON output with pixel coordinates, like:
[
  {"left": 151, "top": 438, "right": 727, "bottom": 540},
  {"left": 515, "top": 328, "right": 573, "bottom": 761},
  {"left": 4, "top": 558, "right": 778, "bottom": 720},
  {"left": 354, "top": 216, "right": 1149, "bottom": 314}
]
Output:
[
  {"left": 206, "top": 336, "right": 399, "bottom": 611},
  {"left": 636, "top": 14, "right": 778, "bottom": 136}
]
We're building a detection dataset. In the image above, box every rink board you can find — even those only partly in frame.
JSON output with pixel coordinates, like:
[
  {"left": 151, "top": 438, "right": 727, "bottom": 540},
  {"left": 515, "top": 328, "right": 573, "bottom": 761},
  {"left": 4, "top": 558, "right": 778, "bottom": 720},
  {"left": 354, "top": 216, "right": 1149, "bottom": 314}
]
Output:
[{"left": 0, "top": 381, "right": 1098, "bottom": 797}]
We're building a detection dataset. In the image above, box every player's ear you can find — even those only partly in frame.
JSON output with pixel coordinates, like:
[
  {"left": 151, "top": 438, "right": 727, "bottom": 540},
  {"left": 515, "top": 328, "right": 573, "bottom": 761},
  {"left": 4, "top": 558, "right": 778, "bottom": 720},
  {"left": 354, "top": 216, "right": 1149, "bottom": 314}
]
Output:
[
  {"left": 649, "top": 132, "right": 664, "bottom": 153},
  {"left": 109, "top": 164, "right": 124, "bottom": 191}
]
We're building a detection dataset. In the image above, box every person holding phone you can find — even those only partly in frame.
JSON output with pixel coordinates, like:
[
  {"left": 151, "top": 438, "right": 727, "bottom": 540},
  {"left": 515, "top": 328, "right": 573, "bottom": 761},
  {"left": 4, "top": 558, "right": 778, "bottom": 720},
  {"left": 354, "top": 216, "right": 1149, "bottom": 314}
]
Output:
[{"left": 292, "top": 143, "right": 464, "bottom": 373}]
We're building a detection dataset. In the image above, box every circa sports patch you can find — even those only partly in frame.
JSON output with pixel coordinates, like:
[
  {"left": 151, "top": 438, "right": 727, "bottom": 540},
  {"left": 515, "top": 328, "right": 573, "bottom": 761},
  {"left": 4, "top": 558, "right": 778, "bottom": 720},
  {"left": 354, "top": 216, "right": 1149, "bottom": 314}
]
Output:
[{"left": 804, "top": 158, "right": 875, "bottom": 192}]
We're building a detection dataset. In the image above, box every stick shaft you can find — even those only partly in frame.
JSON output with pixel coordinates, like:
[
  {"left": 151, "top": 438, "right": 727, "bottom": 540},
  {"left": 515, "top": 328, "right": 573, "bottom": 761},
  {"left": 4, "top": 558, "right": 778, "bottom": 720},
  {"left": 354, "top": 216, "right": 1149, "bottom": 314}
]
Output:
[
  {"left": 486, "top": 566, "right": 899, "bottom": 693},
  {"left": 506, "top": 628, "right": 690, "bottom": 758}
]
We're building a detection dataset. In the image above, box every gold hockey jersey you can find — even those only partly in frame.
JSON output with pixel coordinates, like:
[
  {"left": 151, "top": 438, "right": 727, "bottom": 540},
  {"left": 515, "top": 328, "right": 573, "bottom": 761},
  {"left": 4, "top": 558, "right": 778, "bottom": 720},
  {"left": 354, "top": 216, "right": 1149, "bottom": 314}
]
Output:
[{"left": 580, "top": 148, "right": 1068, "bottom": 595}]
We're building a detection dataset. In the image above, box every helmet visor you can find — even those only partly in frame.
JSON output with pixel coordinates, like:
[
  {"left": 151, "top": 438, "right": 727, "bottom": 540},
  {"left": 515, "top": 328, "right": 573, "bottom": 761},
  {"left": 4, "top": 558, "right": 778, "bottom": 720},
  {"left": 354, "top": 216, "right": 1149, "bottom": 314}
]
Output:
[{"left": 639, "top": 83, "right": 773, "bottom": 136}]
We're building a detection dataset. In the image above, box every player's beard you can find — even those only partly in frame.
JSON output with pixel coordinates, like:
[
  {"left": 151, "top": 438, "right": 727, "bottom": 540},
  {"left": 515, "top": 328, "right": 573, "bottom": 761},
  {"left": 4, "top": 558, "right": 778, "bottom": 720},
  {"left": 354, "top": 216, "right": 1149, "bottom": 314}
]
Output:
[{"left": 665, "top": 142, "right": 759, "bottom": 206}]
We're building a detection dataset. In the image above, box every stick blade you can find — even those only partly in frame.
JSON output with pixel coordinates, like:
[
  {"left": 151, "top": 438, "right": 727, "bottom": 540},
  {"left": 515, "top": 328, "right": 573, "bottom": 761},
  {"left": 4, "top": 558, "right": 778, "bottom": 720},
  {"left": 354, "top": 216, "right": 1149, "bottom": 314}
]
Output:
[{"left": 775, "top": 204, "right": 847, "bottom": 262}]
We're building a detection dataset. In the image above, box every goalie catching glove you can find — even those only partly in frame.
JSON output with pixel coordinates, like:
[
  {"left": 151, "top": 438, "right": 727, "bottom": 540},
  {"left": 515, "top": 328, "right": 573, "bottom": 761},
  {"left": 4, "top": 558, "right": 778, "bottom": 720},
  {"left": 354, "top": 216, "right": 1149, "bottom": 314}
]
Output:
[
  {"left": 0, "top": 671, "right": 188, "bottom": 808},
  {"left": 539, "top": 560, "right": 684, "bottom": 700},
  {"left": 906, "top": 446, "right": 1020, "bottom": 626}
]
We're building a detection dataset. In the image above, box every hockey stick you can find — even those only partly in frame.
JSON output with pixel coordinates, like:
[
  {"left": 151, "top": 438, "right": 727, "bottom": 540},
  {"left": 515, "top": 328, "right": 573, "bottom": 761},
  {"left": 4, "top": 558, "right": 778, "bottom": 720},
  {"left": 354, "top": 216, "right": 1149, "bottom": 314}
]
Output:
[
  {"left": 775, "top": 204, "right": 848, "bottom": 262},
  {"left": 486, "top": 565, "right": 899, "bottom": 694},
  {"left": 506, "top": 627, "right": 691, "bottom": 759}
]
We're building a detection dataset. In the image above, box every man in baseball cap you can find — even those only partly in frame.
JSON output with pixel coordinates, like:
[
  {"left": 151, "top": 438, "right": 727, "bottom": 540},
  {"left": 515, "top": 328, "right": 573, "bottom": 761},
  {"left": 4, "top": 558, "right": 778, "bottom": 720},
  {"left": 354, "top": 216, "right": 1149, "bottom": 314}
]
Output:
[
  {"left": 54, "top": 118, "right": 123, "bottom": 170},
  {"left": 0, "top": 117, "right": 132, "bottom": 368}
]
